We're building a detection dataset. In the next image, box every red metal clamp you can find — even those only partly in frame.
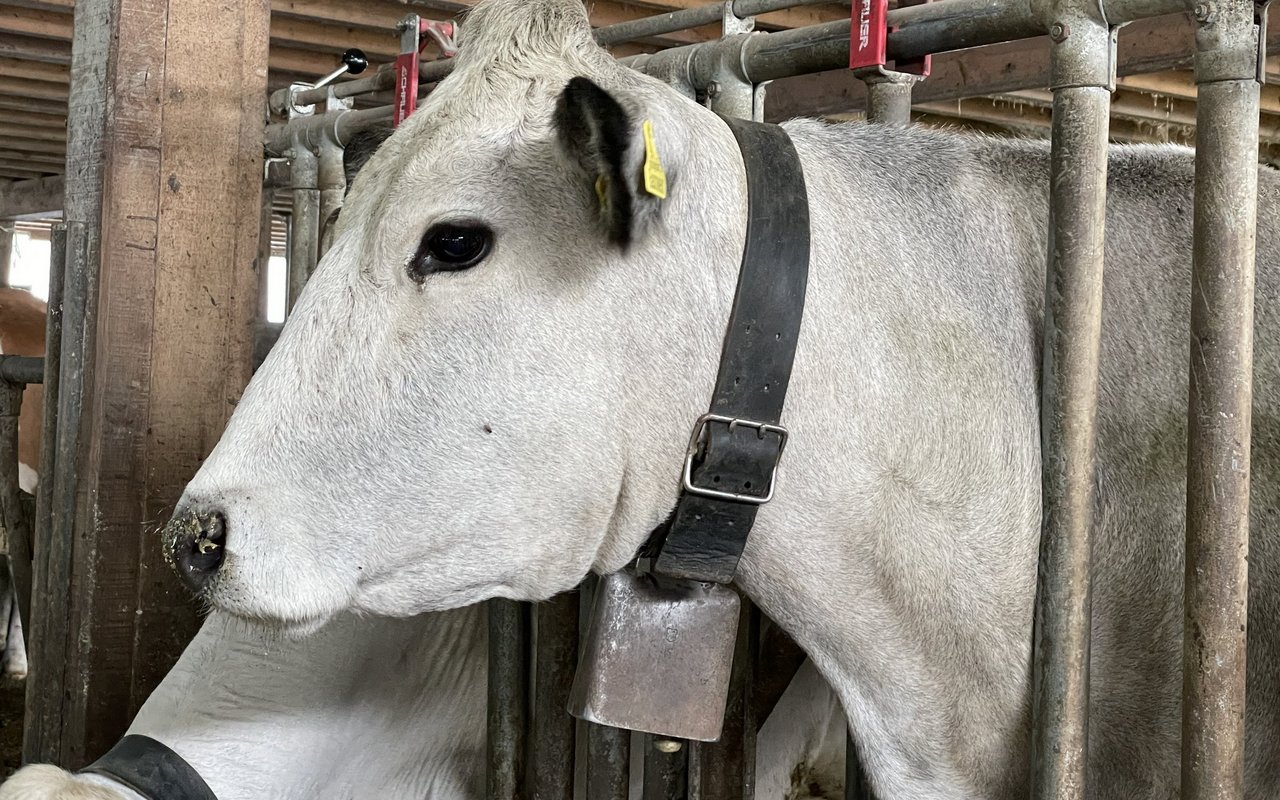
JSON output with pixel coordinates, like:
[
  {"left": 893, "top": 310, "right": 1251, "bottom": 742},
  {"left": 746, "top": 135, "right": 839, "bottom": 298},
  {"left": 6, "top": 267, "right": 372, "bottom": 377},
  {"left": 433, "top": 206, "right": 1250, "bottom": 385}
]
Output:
[
  {"left": 849, "top": 0, "right": 931, "bottom": 77},
  {"left": 394, "top": 16, "right": 459, "bottom": 127}
]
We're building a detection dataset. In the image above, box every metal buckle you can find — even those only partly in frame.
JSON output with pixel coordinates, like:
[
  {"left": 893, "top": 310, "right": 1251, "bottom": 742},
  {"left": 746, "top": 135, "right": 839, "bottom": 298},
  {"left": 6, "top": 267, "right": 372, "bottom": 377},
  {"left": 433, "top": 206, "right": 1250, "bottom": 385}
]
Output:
[{"left": 681, "top": 413, "right": 788, "bottom": 505}]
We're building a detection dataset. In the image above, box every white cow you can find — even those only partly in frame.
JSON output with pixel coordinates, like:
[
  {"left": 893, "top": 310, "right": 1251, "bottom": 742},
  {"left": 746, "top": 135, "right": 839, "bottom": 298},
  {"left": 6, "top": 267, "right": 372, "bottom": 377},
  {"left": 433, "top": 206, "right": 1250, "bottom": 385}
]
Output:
[
  {"left": 0, "top": 116, "right": 847, "bottom": 800},
  {"left": 150, "top": 0, "right": 1280, "bottom": 796},
  {"left": 0, "top": 602, "right": 847, "bottom": 799}
]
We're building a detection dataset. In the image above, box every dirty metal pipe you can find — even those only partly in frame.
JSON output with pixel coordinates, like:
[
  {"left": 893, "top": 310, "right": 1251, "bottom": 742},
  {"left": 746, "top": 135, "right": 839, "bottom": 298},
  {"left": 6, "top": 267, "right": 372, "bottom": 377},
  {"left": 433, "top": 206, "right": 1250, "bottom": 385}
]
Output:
[
  {"left": 0, "top": 222, "right": 13, "bottom": 288},
  {"left": 1181, "top": 1, "right": 1262, "bottom": 797},
  {"left": 643, "top": 737, "right": 688, "bottom": 800},
  {"left": 266, "top": 0, "right": 1187, "bottom": 153},
  {"left": 863, "top": 75, "right": 917, "bottom": 124},
  {"left": 488, "top": 599, "right": 530, "bottom": 800},
  {"left": 587, "top": 724, "right": 631, "bottom": 800},
  {"left": 532, "top": 590, "right": 579, "bottom": 800},
  {"left": 0, "top": 357, "right": 44, "bottom": 386},
  {"left": 287, "top": 139, "right": 320, "bottom": 315},
  {"left": 690, "top": 603, "right": 758, "bottom": 800},
  {"left": 273, "top": 0, "right": 833, "bottom": 112},
  {"left": 317, "top": 137, "right": 346, "bottom": 259},
  {"left": 1029, "top": 1, "right": 1115, "bottom": 796},
  {"left": 26, "top": 220, "right": 89, "bottom": 764},
  {"left": 30, "top": 224, "right": 63, "bottom": 632}
]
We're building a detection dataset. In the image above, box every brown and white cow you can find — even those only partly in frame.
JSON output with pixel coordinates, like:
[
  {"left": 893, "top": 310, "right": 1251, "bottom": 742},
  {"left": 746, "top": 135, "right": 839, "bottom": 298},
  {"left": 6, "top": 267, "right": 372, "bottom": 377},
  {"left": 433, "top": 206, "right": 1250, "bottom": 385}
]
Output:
[{"left": 0, "top": 286, "right": 45, "bottom": 679}]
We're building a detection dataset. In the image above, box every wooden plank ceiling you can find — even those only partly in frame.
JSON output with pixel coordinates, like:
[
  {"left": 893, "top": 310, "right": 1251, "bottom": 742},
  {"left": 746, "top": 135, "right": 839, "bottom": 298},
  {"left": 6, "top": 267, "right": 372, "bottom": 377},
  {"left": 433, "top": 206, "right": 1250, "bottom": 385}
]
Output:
[
  {"left": 0, "top": 0, "right": 849, "bottom": 186},
  {"left": 2, "top": 0, "right": 1280, "bottom": 189}
]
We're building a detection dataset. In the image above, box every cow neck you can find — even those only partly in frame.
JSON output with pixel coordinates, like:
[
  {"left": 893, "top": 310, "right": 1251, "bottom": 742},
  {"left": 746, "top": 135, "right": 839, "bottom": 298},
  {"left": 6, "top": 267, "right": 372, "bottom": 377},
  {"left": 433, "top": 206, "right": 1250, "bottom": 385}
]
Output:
[
  {"left": 79, "top": 735, "right": 218, "bottom": 800},
  {"left": 638, "top": 114, "right": 811, "bottom": 584}
]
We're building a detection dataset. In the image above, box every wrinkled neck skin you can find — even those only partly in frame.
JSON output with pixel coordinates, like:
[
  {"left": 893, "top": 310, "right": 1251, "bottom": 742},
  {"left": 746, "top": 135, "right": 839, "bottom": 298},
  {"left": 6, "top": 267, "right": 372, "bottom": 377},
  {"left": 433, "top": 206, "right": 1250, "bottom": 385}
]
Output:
[{"left": 113, "top": 606, "right": 486, "bottom": 799}]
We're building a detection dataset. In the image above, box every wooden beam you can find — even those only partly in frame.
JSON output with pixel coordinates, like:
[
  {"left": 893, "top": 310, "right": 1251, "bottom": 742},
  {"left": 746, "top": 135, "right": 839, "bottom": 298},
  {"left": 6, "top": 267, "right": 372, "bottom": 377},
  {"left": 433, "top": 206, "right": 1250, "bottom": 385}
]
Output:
[
  {"left": 0, "top": 150, "right": 64, "bottom": 165},
  {"left": 23, "top": 0, "right": 268, "bottom": 767},
  {"left": 4, "top": 0, "right": 74, "bottom": 10},
  {"left": 0, "top": 76, "right": 68, "bottom": 102},
  {"left": 0, "top": 56, "right": 69, "bottom": 83},
  {"left": 766, "top": 11, "right": 1280, "bottom": 120},
  {"left": 0, "top": 5, "right": 72, "bottom": 40},
  {"left": 0, "top": 32, "right": 70, "bottom": 62},
  {"left": 0, "top": 109, "right": 67, "bottom": 130},
  {"left": 0, "top": 169, "right": 51, "bottom": 180},
  {"left": 0, "top": 158, "right": 61, "bottom": 172},
  {"left": 269, "top": 15, "right": 402, "bottom": 59},
  {"left": 0, "top": 138, "right": 65, "bottom": 156},
  {"left": 0, "top": 175, "right": 62, "bottom": 219},
  {"left": 0, "top": 96, "right": 67, "bottom": 116},
  {"left": 0, "top": 124, "right": 66, "bottom": 142}
]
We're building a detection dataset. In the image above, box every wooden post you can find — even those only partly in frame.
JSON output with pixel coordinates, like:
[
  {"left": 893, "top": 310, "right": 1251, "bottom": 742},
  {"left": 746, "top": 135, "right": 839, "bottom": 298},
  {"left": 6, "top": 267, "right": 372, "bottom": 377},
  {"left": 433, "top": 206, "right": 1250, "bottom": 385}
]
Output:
[{"left": 24, "top": 0, "right": 269, "bottom": 767}]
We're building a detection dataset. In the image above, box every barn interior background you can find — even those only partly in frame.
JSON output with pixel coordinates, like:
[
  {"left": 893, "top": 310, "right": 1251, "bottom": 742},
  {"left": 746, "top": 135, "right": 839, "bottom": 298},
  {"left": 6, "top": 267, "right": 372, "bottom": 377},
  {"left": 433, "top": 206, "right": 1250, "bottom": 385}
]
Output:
[{"left": 0, "top": 0, "right": 1270, "bottom": 795}]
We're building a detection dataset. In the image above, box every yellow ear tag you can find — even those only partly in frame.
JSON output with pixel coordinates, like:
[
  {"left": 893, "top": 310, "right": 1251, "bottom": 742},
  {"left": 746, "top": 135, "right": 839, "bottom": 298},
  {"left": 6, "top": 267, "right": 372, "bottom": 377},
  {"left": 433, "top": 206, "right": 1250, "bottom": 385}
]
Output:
[
  {"left": 595, "top": 174, "right": 610, "bottom": 211},
  {"left": 642, "top": 119, "right": 668, "bottom": 200}
]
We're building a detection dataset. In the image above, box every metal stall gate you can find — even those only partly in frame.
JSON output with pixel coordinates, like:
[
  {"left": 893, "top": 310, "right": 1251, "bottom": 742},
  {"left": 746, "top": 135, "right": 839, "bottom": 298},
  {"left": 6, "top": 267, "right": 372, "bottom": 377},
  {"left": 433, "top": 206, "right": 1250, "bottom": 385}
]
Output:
[{"left": 257, "top": 0, "right": 1265, "bottom": 797}]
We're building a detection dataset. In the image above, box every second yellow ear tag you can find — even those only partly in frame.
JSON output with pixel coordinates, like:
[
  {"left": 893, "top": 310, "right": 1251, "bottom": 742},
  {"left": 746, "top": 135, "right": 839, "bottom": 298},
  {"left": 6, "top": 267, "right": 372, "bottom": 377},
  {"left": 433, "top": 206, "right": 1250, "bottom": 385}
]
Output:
[
  {"left": 642, "top": 120, "right": 668, "bottom": 200},
  {"left": 595, "top": 174, "right": 610, "bottom": 210}
]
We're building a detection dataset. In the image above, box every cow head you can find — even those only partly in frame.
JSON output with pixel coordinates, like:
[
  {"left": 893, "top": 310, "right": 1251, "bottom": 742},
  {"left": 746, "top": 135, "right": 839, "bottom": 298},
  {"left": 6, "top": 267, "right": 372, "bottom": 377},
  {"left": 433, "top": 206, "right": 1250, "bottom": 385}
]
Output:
[{"left": 166, "top": 0, "right": 750, "bottom": 631}]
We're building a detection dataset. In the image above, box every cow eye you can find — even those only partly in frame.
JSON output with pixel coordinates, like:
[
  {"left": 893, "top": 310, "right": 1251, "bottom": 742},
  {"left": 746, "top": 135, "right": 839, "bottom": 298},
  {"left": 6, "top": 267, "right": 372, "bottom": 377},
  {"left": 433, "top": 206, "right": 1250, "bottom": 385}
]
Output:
[{"left": 409, "top": 223, "right": 492, "bottom": 281}]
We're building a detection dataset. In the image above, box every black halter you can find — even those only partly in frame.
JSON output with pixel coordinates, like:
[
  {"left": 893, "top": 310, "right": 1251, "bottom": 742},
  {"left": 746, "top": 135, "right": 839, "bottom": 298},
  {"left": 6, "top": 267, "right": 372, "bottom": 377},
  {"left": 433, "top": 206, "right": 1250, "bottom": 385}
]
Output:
[
  {"left": 79, "top": 735, "right": 218, "bottom": 800},
  {"left": 638, "top": 114, "right": 811, "bottom": 584}
]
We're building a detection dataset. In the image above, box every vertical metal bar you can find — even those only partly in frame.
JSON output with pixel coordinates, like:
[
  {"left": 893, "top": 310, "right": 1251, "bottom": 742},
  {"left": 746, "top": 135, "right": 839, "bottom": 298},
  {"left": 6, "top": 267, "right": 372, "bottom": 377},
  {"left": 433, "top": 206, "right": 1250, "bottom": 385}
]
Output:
[
  {"left": 1032, "top": 82, "right": 1110, "bottom": 800},
  {"left": 587, "top": 724, "right": 631, "bottom": 800},
  {"left": 489, "top": 598, "right": 531, "bottom": 800},
  {"left": 644, "top": 737, "right": 689, "bottom": 800},
  {"left": 1030, "top": 5, "right": 1114, "bottom": 797},
  {"left": 845, "top": 733, "right": 873, "bottom": 800},
  {"left": 863, "top": 75, "right": 916, "bottom": 124},
  {"left": 25, "top": 220, "right": 86, "bottom": 764},
  {"left": 0, "top": 384, "right": 26, "bottom": 606},
  {"left": 257, "top": 190, "right": 274, "bottom": 324},
  {"left": 316, "top": 136, "right": 346, "bottom": 260},
  {"left": 287, "top": 139, "right": 319, "bottom": 314},
  {"left": 1182, "top": 2, "right": 1262, "bottom": 797},
  {"left": 0, "top": 222, "right": 14, "bottom": 288},
  {"left": 691, "top": 602, "right": 757, "bottom": 800},
  {"left": 532, "top": 590, "right": 579, "bottom": 800},
  {"left": 580, "top": 573, "right": 632, "bottom": 800}
]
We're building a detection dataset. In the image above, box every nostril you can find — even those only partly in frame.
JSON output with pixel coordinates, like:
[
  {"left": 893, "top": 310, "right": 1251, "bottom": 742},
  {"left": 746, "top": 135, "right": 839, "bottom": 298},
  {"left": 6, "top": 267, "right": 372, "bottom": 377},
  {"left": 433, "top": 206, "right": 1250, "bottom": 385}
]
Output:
[{"left": 167, "top": 509, "right": 228, "bottom": 594}]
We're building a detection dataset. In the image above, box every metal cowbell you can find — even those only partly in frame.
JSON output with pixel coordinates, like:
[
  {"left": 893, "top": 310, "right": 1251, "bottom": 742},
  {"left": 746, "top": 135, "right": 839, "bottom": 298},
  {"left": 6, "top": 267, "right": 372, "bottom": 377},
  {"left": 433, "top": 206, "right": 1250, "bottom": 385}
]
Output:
[{"left": 567, "top": 570, "right": 741, "bottom": 742}]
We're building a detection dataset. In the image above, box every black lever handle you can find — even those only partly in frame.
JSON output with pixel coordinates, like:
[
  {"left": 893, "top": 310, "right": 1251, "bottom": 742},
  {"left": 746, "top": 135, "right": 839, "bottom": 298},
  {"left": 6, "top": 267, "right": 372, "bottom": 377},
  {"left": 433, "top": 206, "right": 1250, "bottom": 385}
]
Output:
[{"left": 341, "top": 48, "right": 368, "bottom": 75}]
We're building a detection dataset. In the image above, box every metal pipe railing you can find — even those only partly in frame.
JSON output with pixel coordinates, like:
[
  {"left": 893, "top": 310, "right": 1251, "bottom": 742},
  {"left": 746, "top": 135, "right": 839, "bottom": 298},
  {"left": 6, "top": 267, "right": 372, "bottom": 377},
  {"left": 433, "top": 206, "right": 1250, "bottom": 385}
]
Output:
[
  {"left": 487, "top": 599, "right": 530, "bottom": 800},
  {"left": 317, "top": 137, "right": 346, "bottom": 260},
  {"left": 0, "top": 357, "right": 44, "bottom": 386},
  {"left": 531, "top": 591, "right": 579, "bottom": 800},
  {"left": 272, "top": 0, "right": 835, "bottom": 113},
  {"left": 1028, "top": 0, "right": 1115, "bottom": 795},
  {"left": 1181, "top": 1, "right": 1261, "bottom": 797},
  {"left": 287, "top": 139, "right": 319, "bottom": 314},
  {"left": 266, "top": 0, "right": 1191, "bottom": 154}
]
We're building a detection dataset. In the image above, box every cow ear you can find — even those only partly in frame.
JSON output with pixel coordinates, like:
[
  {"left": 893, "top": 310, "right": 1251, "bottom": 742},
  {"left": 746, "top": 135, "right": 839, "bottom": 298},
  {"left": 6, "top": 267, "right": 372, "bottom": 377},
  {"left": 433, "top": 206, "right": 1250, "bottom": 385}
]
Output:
[
  {"left": 555, "top": 76, "right": 669, "bottom": 248},
  {"left": 343, "top": 125, "right": 395, "bottom": 193}
]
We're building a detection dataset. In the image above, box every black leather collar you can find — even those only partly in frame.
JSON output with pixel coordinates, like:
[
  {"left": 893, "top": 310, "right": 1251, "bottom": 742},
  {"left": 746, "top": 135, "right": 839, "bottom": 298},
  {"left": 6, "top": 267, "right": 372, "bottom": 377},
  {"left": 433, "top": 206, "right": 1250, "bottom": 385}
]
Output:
[
  {"left": 79, "top": 735, "right": 218, "bottom": 800},
  {"left": 639, "top": 115, "right": 811, "bottom": 584}
]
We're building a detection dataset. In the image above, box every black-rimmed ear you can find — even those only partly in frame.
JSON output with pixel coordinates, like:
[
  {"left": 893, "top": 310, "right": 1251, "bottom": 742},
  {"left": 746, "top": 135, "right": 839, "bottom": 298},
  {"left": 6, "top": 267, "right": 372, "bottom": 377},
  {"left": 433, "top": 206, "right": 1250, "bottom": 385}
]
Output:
[
  {"left": 343, "top": 125, "right": 395, "bottom": 192},
  {"left": 555, "top": 76, "right": 668, "bottom": 248}
]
